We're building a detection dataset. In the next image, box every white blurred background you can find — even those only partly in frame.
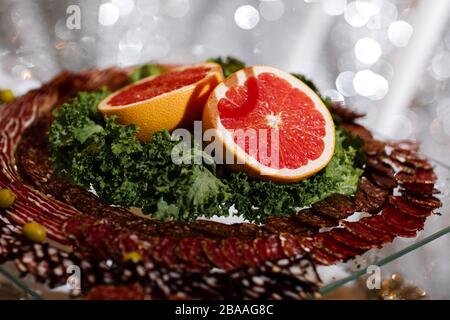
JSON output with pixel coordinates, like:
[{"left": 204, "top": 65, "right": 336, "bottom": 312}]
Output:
[{"left": 0, "top": 0, "right": 449, "bottom": 298}]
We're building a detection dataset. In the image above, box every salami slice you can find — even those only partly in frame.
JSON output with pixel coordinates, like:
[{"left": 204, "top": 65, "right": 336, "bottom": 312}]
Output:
[
  {"left": 382, "top": 205, "right": 425, "bottom": 232},
  {"left": 265, "top": 216, "right": 308, "bottom": 234},
  {"left": 342, "top": 221, "right": 391, "bottom": 243},
  {"left": 295, "top": 208, "right": 338, "bottom": 228},
  {"left": 360, "top": 215, "right": 416, "bottom": 238},
  {"left": 366, "top": 157, "right": 395, "bottom": 176},
  {"left": 263, "top": 235, "right": 285, "bottom": 261},
  {"left": 404, "top": 194, "right": 442, "bottom": 210},
  {"left": 363, "top": 140, "right": 386, "bottom": 156},
  {"left": 379, "top": 156, "right": 416, "bottom": 175},
  {"left": 296, "top": 236, "right": 339, "bottom": 265},
  {"left": 177, "top": 237, "right": 210, "bottom": 269},
  {"left": 159, "top": 238, "right": 183, "bottom": 268},
  {"left": 202, "top": 239, "right": 235, "bottom": 271},
  {"left": 190, "top": 220, "right": 234, "bottom": 238},
  {"left": 311, "top": 194, "right": 356, "bottom": 219},
  {"left": 254, "top": 237, "right": 271, "bottom": 261},
  {"left": 221, "top": 237, "right": 245, "bottom": 269},
  {"left": 241, "top": 241, "right": 262, "bottom": 267},
  {"left": 279, "top": 233, "right": 304, "bottom": 257},
  {"left": 401, "top": 182, "right": 436, "bottom": 195},
  {"left": 341, "top": 123, "right": 373, "bottom": 143},
  {"left": 356, "top": 178, "right": 388, "bottom": 213},
  {"left": 388, "top": 196, "right": 432, "bottom": 218},
  {"left": 328, "top": 228, "right": 378, "bottom": 250},
  {"left": 367, "top": 171, "right": 397, "bottom": 190},
  {"left": 313, "top": 233, "right": 362, "bottom": 260},
  {"left": 395, "top": 168, "right": 437, "bottom": 185},
  {"left": 390, "top": 150, "right": 433, "bottom": 170}
]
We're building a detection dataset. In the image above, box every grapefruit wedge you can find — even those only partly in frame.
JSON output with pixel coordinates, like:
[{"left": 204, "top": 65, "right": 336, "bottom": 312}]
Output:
[
  {"left": 203, "top": 66, "right": 335, "bottom": 183},
  {"left": 99, "top": 63, "right": 223, "bottom": 141}
]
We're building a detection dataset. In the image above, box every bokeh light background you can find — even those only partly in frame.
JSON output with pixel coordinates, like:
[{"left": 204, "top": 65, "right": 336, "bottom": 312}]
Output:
[{"left": 1, "top": 0, "right": 450, "bottom": 298}]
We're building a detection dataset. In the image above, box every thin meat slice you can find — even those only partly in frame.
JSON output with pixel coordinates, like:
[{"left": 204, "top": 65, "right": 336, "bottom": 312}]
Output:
[
  {"left": 313, "top": 233, "right": 362, "bottom": 260},
  {"left": 404, "top": 194, "right": 442, "bottom": 210},
  {"left": 295, "top": 208, "right": 338, "bottom": 228},
  {"left": 382, "top": 205, "right": 425, "bottom": 232},
  {"left": 388, "top": 196, "right": 432, "bottom": 218},
  {"left": 328, "top": 228, "right": 379, "bottom": 250},
  {"left": 265, "top": 216, "right": 309, "bottom": 234},
  {"left": 279, "top": 233, "right": 304, "bottom": 257},
  {"left": 360, "top": 215, "right": 416, "bottom": 238},
  {"left": 342, "top": 220, "right": 392, "bottom": 243},
  {"left": 311, "top": 194, "right": 356, "bottom": 219},
  {"left": 297, "top": 236, "right": 339, "bottom": 265},
  {"left": 203, "top": 239, "right": 235, "bottom": 271},
  {"left": 221, "top": 237, "right": 245, "bottom": 269},
  {"left": 367, "top": 171, "right": 397, "bottom": 190}
]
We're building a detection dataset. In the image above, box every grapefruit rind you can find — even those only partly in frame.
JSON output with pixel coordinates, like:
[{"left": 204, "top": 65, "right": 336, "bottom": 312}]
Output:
[
  {"left": 203, "top": 65, "right": 335, "bottom": 183},
  {"left": 99, "top": 63, "right": 223, "bottom": 141}
]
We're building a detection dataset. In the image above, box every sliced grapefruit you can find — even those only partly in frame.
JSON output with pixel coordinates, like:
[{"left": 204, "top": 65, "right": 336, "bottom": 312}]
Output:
[
  {"left": 203, "top": 66, "right": 335, "bottom": 183},
  {"left": 99, "top": 63, "right": 223, "bottom": 141}
]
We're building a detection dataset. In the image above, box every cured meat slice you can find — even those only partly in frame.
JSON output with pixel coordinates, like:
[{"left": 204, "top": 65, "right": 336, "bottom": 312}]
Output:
[
  {"left": 379, "top": 156, "right": 416, "bottom": 174},
  {"left": 265, "top": 216, "right": 309, "bottom": 234},
  {"left": 263, "top": 235, "right": 285, "bottom": 261},
  {"left": 202, "top": 239, "right": 235, "bottom": 271},
  {"left": 328, "top": 228, "right": 379, "bottom": 250},
  {"left": 313, "top": 233, "right": 362, "bottom": 260},
  {"left": 311, "top": 194, "right": 356, "bottom": 219},
  {"left": 342, "top": 220, "right": 392, "bottom": 243},
  {"left": 240, "top": 241, "right": 262, "bottom": 267},
  {"left": 401, "top": 182, "right": 436, "bottom": 195},
  {"left": 404, "top": 194, "right": 442, "bottom": 210},
  {"left": 388, "top": 196, "right": 432, "bottom": 218},
  {"left": 395, "top": 168, "right": 437, "bottom": 185},
  {"left": 382, "top": 205, "right": 425, "bottom": 232},
  {"left": 295, "top": 208, "right": 338, "bottom": 228},
  {"left": 360, "top": 215, "right": 416, "bottom": 238},
  {"left": 389, "top": 149, "right": 433, "bottom": 170},
  {"left": 366, "top": 157, "right": 395, "bottom": 177},
  {"left": 279, "top": 233, "right": 304, "bottom": 257},
  {"left": 176, "top": 237, "right": 210, "bottom": 269},
  {"left": 297, "top": 236, "right": 339, "bottom": 265},
  {"left": 341, "top": 123, "right": 373, "bottom": 143},
  {"left": 367, "top": 171, "right": 397, "bottom": 190},
  {"left": 356, "top": 178, "right": 388, "bottom": 213},
  {"left": 363, "top": 140, "right": 386, "bottom": 156},
  {"left": 221, "top": 237, "right": 245, "bottom": 269}
]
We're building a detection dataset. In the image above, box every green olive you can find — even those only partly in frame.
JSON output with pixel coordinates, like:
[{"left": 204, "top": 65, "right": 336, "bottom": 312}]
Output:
[
  {"left": 0, "top": 188, "right": 16, "bottom": 209},
  {"left": 22, "top": 222, "right": 47, "bottom": 243},
  {"left": 0, "top": 89, "right": 15, "bottom": 103},
  {"left": 123, "top": 251, "right": 143, "bottom": 263}
]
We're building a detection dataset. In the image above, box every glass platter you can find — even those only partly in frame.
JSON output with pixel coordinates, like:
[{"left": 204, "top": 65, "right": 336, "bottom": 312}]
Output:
[{"left": 1, "top": 160, "right": 449, "bottom": 300}]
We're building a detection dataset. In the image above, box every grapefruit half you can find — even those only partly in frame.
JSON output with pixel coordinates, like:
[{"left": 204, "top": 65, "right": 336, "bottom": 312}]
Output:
[
  {"left": 203, "top": 66, "right": 335, "bottom": 183},
  {"left": 99, "top": 63, "right": 223, "bottom": 141}
]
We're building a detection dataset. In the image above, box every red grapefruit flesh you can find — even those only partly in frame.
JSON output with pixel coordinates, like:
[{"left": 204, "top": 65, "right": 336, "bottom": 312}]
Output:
[{"left": 203, "top": 66, "right": 335, "bottom": 183}]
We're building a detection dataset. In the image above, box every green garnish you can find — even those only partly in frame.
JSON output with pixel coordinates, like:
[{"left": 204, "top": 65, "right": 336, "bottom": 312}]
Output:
[
  {"left": 48, "top": 90, "right": 231, "bottom": 222},
  {"left": 129, "top": 64, "right": 165, "bottom": 83},
  {"left": 207, "top": 56, "right": 246, "bottom": 78}
]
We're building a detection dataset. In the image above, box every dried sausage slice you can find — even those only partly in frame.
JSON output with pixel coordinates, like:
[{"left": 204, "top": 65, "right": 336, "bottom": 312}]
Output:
[
  {"left": 382, "top": 205, "right": 425, "bottom": 232},
  {"left": 367, "top": 171, "right": 397, "bottom": 190},
  {"left": 360, "top": 215, "right": 416, "bottom": 238},
  {"left": 312, "top": 194, "right": 356, "bottom": 219},
  {"left": 265, "top": 216, "right": 309, "bottom": 234},
  {"left": 328, "top": 228, "right": 379, "bottom": 249},
  {"left": 388, "top": 196, "right": 432, "bottom": 218},
  {"left": 295, "top": 208, "right": 338, "bottom": 228},
  {"left": 279, "top": 233, "right": 304, "bottom": 257},
  {"left": 342, "top": 220, "right": 392, "bottom": 243},
  {"left": 221, "top": 237, "right": 245, "bottom": 269},
  {"left": 404, "top": 194, "right": 442, "bottom": 210},
  {"left": 313, "top": 233, "right": 362, "bottom": 260}
]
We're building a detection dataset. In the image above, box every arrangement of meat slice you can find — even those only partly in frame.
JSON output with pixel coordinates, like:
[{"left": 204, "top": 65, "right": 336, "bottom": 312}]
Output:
[{"left": 0, "top": 69, "right": 443, "bottom": 299}]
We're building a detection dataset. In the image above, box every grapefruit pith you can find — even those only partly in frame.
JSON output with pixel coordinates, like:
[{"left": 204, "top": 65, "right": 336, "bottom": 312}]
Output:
[
  {"left": 203, "top": 66, "right": 335, "bottom": 183},
  {"left": 99, "top": 63, "right": 223, "bottom": 141}
]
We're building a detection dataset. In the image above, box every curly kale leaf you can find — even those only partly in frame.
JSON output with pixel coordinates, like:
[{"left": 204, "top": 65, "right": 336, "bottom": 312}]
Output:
[{"left": 48, "top": 91, "right": 231, "bottom": 222}]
